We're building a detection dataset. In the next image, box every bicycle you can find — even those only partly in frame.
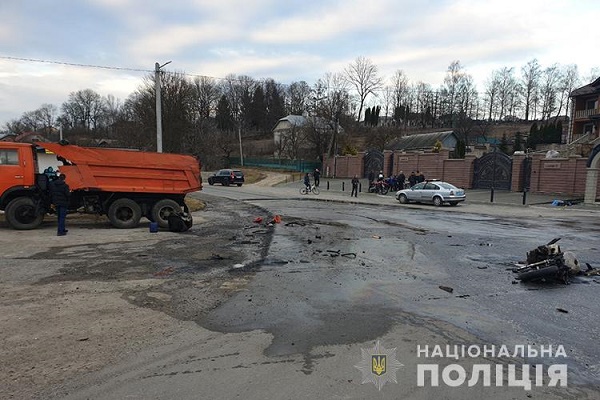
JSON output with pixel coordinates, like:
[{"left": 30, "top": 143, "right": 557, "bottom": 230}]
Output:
[{"left": 299, "top": 184, "right": 320, "bottom": 195}]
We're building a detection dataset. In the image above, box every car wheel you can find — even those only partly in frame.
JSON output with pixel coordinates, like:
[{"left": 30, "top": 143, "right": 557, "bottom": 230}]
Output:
[
  {"left": 398, "top": 194, "right": 408, "bottom": 204},
  {"left": 433, "top": 196, "right": 443, "bottom": 207},
  {"left": 223, "top": 179, "right": 230, "bottom": 186},
  {"left": 449, "top": 201, "right": 458, "bottom": 206},
  {"left": 108, "top": 198, "right": 142, "bottom": 229},
  {"left": 237, "top": 183, "right": 242, "bottom": 187},
  {"left": 208, "top": 178, "right": 214, "bottom": 185}
]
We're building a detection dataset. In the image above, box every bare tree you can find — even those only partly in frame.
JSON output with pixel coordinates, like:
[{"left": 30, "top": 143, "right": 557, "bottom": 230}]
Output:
[
  {"left": 311, "top": 72, "right": 350, "bottom": 156},
  {"left": 193, "top": 76, "right": 220, "bottom": 120},
  {"left": 583, "top": 67, "right": 600, "bottom": 84},
  {"left": 441, "top": 60, "right": 464, "bottom": 119},
  {"left": 281, "top": 123, "right": 307, "bottom": 160},
  {"left": 556, "top": 64, "right": 579, "bottom": 119},
  {"left": 539, "top": 64, "right": 562, "bottom": 120},
  {"left": 60, "top": 89, "right": 106, "bottom": 132},
  {"left": 391, "top": 69, "right": 410, "bottom": 127},
  {"left": 484, "top": 71, "right": 501, "bottom": 121},
  {"left": 344, "top": 56, "right": 383, "bottom": 122},
  {"left": 495, "top": 67, "right": 520, "bottom": 120},
  {"left": 4, "top": 119, "right": 27, "bottom": 134},
  {"left": 287, "top": 81, "right": 312, "bottom": 115},
  {"left": 520, "top": 59, "right": 541, "bottom": 121}
]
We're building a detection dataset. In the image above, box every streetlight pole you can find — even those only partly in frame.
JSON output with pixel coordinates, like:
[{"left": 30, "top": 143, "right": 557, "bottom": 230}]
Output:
[{"left": 155, "top": 61, "right": 171, "bottom": 153}]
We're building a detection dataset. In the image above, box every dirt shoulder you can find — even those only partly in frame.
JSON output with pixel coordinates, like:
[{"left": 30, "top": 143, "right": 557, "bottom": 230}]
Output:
[{"left": 0, "top": 196, "right": 273, "bottom": 400}]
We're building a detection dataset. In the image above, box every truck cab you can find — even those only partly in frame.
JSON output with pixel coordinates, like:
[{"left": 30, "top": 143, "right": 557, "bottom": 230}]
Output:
[{"left": 0, "top": 143, "right": 37, "bottom": 196}]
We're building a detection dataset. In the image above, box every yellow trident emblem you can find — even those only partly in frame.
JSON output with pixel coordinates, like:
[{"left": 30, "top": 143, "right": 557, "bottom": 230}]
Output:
[{"left": 372, "top": 355, "right": 386, "bottom": 376}]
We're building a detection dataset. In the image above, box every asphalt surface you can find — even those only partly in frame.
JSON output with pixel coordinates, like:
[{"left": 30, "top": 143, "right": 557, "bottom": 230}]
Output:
[
  {"left": 5, "top": 176, "right": 598, "bottom": 399},
  {"left": 229, "top": 176, "right": 600, "bottom": 217}
]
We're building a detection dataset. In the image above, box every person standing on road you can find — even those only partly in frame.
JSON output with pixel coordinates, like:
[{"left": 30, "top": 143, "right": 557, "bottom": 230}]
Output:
[
  {"left": 351, "top": 175, "right": 359, "bottom": 197},
  {"left": 397, "top": 171, "right": 406, "bottom": 189},
  {"left": 408, "top": 171, "right": 417, "bottom": 187},
  {"left": 49, "top": 173, "right": 70, "bottom": 236},
  {"left": 313, "top": 168, "right": 321, "bottom": 187}
]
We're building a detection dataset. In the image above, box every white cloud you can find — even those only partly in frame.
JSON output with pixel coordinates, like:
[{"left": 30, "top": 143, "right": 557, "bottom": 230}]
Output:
[{"left": 2, "top": 0, "right": 600, "bottom": 128}]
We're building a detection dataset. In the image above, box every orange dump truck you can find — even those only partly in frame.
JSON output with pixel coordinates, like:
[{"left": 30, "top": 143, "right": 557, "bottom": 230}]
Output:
[{"left": 0, "top": 141, "right": 202, "bottom": 230}]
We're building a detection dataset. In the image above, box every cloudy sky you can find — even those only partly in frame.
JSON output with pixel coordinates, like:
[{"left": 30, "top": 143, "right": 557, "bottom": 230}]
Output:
[{"left": 1, "top": 0, "right": 599, "bottom": 128}]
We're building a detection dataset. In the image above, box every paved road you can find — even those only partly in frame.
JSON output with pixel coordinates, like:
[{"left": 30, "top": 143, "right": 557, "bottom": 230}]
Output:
[{"left": 50, "top": 181, "right": 600, "bottom": 399}]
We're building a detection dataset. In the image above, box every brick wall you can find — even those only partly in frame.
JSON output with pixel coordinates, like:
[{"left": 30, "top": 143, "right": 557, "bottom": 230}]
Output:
[{"left": 323, "top": 151, "right": 599, "bottom": 197}]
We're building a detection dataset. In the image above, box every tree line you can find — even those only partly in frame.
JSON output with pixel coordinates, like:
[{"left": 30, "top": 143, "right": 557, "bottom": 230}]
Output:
[{"left": 4, "top": 56, "right": 598, "bottom": 167}]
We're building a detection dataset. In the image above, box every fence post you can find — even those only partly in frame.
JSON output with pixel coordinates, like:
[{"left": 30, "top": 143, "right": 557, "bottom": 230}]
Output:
[
  {"left": 327, "top": 181, "right": 330, "bottom": 190},
  {"left": 342, "top": 182, "right": 345, "bottom": 191}
]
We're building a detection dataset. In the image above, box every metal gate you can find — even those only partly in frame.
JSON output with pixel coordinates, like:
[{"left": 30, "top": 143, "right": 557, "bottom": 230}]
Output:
[
  {"left": 363, "top": 149, "right": 384, "bottom": 179},
  {"left": 472, "top": 151, "right": 512, "bottom": 190}
]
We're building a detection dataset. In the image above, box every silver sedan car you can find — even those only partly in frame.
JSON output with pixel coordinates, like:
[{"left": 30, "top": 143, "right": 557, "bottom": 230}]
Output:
[{"left": 395, "top": 180, "right": 466, "bottom": 206}]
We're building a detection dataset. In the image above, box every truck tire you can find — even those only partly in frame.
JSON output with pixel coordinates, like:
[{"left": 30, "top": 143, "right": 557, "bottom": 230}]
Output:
[
  {"left": 108, "top": 198, "right": 142, "bottom": 229},
  {"left": 151, "top": 199, "right": 181, "bottom": 228},
  {"left": 5, "top": 197, "right": 44, "bottom": 230}
]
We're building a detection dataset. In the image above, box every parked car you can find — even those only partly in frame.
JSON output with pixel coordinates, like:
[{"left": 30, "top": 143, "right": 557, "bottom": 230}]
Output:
[
  {"left": 395, "top": 180, "right": 466, "bottom": 206},
  {"left": 207, "top": 169, "right": 245, "bottom": 186}
]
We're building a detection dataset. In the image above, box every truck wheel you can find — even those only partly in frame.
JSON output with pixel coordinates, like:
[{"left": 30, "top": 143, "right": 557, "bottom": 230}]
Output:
[
  {"left": 5, "top": 197, "right": 44, "bottom": 230},
  {"left": 151, "top": 199, "right": 181, "bottom": 228},
  {"left": 108, "top": 198, "right": 142, "bottom": 229}
]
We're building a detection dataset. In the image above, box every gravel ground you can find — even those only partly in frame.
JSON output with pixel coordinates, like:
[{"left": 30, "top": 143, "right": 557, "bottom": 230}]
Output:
[{"left": 0, "top": 196, "right": 273, "bottom": 400}]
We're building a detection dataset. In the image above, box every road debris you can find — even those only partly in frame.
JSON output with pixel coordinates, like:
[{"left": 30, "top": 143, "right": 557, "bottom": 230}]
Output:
[
  {"left": 512, "top": 238, "right": 587, "bottom": 284},
  {"left": 439, "top": 285, "right": 454, "bottom": 293},
  {"left": 153, "top": 266, "right": 175, "bottom": 277}
]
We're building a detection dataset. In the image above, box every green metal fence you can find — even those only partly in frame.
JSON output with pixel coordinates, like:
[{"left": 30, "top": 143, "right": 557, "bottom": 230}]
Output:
[{"left": 229, "top": 157, "right": 321, "bottom": 173}]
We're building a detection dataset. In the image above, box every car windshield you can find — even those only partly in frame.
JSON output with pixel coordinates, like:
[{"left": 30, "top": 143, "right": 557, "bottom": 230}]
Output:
[{"left": 412, "top": 183, "right": 426, "bottom": 190}]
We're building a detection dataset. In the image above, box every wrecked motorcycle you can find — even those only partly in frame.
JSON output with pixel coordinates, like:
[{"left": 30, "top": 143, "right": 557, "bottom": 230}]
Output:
[{"left": 513, "top": 238, "right": 580, "bottom": 284}]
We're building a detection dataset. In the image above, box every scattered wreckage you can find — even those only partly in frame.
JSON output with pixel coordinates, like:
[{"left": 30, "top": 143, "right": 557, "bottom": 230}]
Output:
[{"left": 513, "top": 238, "right": 597, "bottom": 283}]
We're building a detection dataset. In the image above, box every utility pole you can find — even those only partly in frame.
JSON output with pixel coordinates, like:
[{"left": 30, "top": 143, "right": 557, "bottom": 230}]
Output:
[
  {"left": 238, "top": 123, "right": 244, "bottom": 166},
  {"left": 155, "top": 61, "right": 171, "bottom": 153}
]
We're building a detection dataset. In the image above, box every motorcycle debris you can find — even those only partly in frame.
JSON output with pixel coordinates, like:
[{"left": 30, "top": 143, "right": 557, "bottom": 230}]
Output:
[{"left": 439, "top": 285, "right": 454, "bottom": 293}]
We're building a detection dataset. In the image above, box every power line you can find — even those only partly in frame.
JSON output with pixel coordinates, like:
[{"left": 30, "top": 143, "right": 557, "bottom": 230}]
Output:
[
  {"left": 0, "top": 55, "right": 288, "bottom": 86},
  {"left": 0, "top": 55, "right": 152, "bottom": 73}
]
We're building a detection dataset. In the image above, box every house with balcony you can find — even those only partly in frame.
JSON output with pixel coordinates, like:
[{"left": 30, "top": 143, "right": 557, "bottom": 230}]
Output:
[{"left": 569, "top": 76, "right": 600, "bottom": 145}]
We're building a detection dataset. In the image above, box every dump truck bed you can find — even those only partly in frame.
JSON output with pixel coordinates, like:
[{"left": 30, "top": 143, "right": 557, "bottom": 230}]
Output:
[{"left": 39, "top": 142, "right": 201, "bottom": 194}]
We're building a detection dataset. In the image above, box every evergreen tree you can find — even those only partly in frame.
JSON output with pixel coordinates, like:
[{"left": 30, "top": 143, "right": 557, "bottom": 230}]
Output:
[
  {"left": 249, "top": 85, "right": 267, "bottom": 130},
  {"left": 514, "top": 132, "right": 523, "bottom": 152},
  {"left": 264, "top": 79, "right": 286, "bottom": 130},
  {"left": 499, "top": 133, "right": 509, "bottom": 154},
  {"left": 216, "top": 95, "right": 234, "bottom": 132},
  {"left": 454, "top": 139, "right": 466, "bottom": 158}
]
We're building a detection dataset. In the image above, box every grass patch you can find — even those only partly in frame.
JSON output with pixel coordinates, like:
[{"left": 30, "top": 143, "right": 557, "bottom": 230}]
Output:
[{"left": 185, "top": 197, "right": 206, "bottom": 212}]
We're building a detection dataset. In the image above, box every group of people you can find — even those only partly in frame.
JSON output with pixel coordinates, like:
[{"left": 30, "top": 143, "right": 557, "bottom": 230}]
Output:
[
  {"left": 303, "top": 168, "right": 321, "bottom": 191},
  {"left": 366, "top": 170, "right": 426, "bottom": 192}
]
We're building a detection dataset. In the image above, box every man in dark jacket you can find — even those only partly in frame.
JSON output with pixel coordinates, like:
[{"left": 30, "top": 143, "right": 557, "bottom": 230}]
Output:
[
  {"left": 313, "top": 168, "right": 321, "bottom": 187},
  {"left": 49, "top": 173, "right": 70, "bottom": 236}
]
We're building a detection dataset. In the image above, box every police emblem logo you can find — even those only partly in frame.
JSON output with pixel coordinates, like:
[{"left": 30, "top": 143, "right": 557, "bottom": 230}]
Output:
[
  {"left": 355, "top": 340, "right": 403, "bottom": 390},
  {"left": 372, "top": 355, "right": 386, "bottom": 376}
]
